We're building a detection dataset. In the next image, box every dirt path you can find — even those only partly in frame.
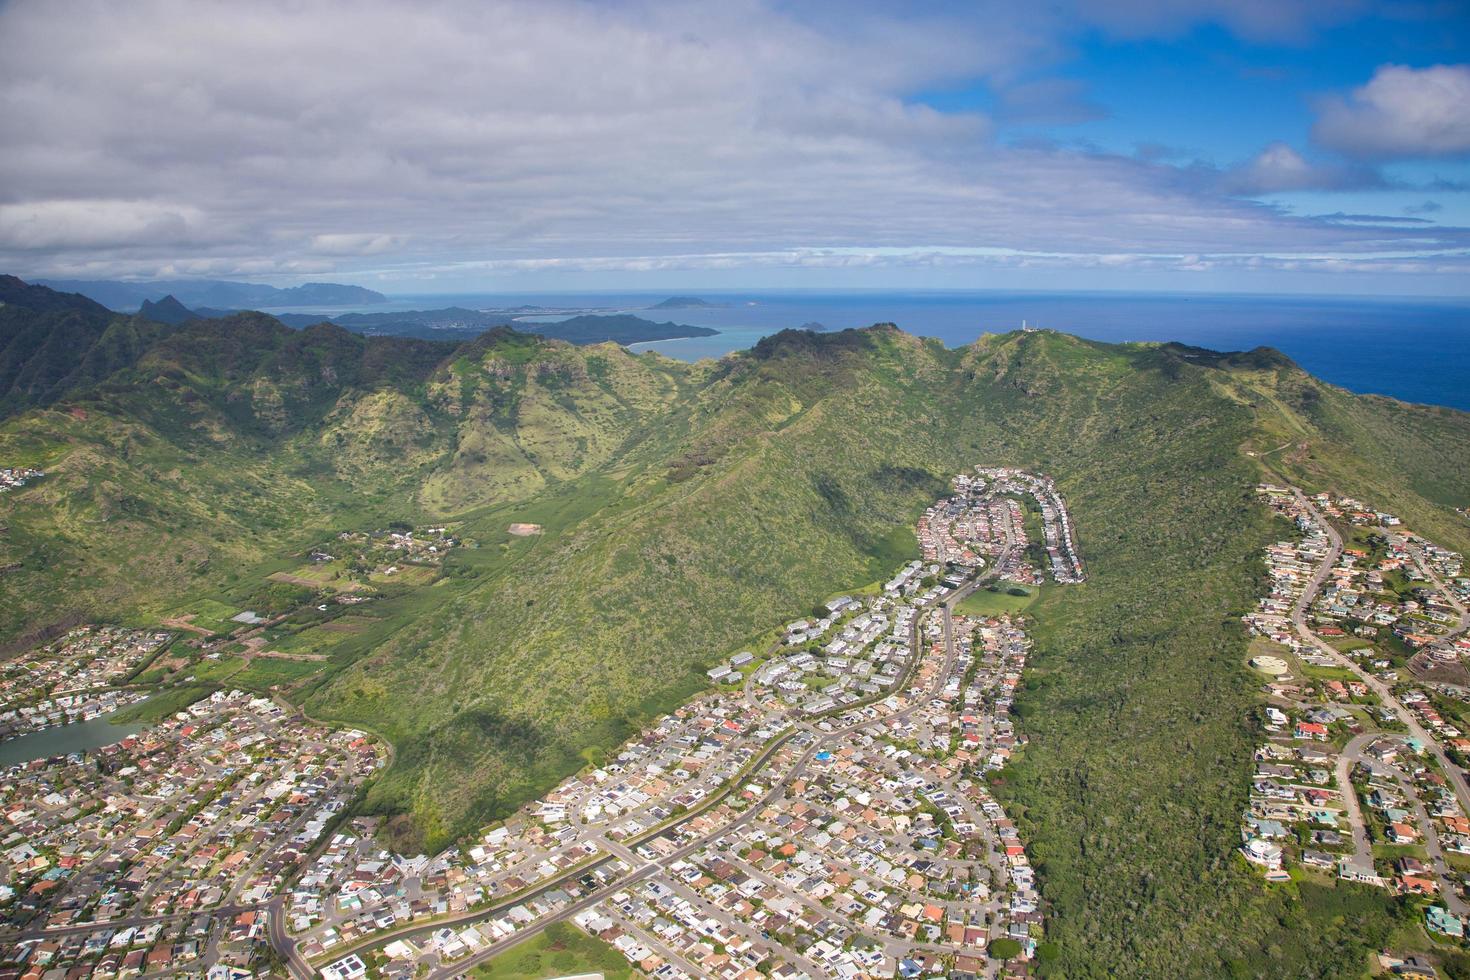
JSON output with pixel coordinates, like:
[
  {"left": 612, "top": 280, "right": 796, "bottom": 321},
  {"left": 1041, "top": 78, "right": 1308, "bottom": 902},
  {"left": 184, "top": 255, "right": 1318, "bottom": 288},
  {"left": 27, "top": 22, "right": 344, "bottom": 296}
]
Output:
[{"left": 160, "top": 615, "right": 213, "bottom": 636}]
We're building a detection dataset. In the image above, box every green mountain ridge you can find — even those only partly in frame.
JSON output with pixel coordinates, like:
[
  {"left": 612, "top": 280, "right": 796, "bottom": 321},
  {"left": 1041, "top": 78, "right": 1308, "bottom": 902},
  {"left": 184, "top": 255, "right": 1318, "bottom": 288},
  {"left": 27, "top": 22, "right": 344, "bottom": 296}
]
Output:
[{"left": 2, "top": 284, "right": 1469, "bottom": 976}]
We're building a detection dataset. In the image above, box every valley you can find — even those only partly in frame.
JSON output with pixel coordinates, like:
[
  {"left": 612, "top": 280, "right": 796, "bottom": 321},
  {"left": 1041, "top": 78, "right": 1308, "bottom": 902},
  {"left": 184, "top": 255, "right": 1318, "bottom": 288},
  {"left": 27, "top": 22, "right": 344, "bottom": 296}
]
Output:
[
  {"left": 5, "top": 3, "right": 1466, "bottom": 976},
  {"left": 3, "top": 279, "right": 1470, "bottom": 977},
  {"left": 3, "top": 469, "right": 1079, "bottom": 980}
]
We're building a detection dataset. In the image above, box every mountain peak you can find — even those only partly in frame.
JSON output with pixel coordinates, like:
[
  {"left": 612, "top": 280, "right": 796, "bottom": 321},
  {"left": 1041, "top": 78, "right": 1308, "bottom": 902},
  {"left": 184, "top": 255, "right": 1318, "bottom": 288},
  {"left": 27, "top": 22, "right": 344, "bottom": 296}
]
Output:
[
  {"left": 0, "top": 274, "right": 113, "bottom": 316},
  {"left": 138, "top": 294, "right": 200, "bottom": 325}
]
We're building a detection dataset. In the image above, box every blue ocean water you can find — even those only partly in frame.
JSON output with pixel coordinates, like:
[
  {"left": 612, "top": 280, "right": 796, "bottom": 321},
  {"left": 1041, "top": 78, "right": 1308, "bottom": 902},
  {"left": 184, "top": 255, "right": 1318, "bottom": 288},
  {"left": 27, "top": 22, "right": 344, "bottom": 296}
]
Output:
[
  {"left": 309, "top": 290, "right": 1470, "bottom": 411},
  {"left": 632, "top": 291, "right": 1470, "bottom": 411}
]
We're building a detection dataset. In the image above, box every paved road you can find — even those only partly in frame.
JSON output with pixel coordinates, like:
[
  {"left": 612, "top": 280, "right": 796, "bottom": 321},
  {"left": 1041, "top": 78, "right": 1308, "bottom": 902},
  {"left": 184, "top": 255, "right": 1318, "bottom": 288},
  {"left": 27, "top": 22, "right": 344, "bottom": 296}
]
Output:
[
  {"left": 1337, "top": 732, "right": 1467, "bottom": 910},
  {"left": 1335, "top": 732, "right": 1377, "bottom": 866},
  {"left": 267, "top": 895, "right": 315, "bottom": 979},
  {"left": 1359, "top": 756, "right": 1470, "bottom": 915}
]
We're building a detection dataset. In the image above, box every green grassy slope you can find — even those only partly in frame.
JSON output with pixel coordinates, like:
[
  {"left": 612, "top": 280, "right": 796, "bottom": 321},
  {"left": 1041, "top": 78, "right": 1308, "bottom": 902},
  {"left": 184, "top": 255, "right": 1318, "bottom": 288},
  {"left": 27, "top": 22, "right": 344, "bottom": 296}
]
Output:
[
  {"left": 963, "top": 338, "right": 1389, "bottom": 977},
  {"left": 0, "top": 320, "right": 688, "bottom": 645}
]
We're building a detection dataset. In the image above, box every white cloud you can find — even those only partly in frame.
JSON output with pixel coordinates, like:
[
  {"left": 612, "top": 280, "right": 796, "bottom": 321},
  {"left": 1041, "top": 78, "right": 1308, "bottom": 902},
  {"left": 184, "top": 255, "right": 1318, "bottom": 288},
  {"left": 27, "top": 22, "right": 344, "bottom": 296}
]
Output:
[
  {"left": 0, "top": 199, "right": 207, "bottom": 249},
  {"left": 1220, "top": 142, "right": 1382, "bottom": 194},
  {"left": 1314, "top": 64, "right": 1470, "bottom": 160},
  {"left": 0, "top": 0, "right": 1462, "bottom": 284},
  {"left": 310, "top": 233, "right": 400, "bottom": 256}
]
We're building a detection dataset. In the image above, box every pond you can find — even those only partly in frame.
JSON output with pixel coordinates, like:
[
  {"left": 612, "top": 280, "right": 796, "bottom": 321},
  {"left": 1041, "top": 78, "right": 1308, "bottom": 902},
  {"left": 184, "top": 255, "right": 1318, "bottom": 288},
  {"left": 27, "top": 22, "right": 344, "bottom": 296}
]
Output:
[{"left": 0, "top": 708, "right": 150, "bottom": 769}]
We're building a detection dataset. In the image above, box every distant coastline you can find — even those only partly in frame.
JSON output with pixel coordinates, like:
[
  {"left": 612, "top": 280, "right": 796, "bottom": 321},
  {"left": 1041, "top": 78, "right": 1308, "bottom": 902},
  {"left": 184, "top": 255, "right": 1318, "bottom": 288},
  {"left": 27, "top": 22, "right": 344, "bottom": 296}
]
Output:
[{"left": 64, "top": 283, "right": 1470, "bottom": 411}]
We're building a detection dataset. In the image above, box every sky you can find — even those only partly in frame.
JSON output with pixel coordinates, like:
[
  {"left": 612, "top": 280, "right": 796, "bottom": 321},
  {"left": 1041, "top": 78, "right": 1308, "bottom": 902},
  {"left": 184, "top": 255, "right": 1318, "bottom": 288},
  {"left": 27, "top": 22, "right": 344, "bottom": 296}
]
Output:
[{"left": 1, "top": 0, "right": 1469, "bottom": 296}]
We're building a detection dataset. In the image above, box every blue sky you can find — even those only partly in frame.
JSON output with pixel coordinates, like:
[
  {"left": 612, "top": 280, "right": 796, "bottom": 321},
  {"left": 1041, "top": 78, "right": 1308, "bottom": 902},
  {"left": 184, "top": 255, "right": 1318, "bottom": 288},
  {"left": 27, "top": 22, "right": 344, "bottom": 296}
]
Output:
[
  {"left": 1, "top": 0, "right": 1468, "bottom": 295},
  {"left": 915, "top": 9, "right": 1470, "bottom": 217}
]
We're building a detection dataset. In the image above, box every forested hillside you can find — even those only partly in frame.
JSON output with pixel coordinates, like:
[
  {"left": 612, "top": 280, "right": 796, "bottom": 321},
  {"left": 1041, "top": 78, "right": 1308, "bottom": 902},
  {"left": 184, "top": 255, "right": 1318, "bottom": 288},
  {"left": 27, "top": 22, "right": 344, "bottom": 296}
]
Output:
[{"left": 3, "top": 284, "right": 1469, "bottom": 975}]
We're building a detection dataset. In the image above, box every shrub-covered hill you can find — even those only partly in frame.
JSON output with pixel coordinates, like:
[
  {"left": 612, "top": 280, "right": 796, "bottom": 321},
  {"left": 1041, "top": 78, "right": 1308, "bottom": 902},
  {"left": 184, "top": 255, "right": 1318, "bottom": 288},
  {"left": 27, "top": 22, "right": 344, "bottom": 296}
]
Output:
[
  {"left": 0, "top": 307, "right": 689, "bottom": 641},
  {"left": 2, "top": 287, "right": 1469, "bottom": 975},
  {"left": 0, "top": 275, "right": 179, "bottom": 416}
]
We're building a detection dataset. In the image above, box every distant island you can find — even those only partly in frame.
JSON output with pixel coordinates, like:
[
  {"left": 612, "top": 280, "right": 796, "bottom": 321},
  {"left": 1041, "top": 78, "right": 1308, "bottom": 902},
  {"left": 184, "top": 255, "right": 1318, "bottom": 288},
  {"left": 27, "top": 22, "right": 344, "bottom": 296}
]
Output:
[
  {"left": 648, "top": 296, "right": 726, "bottom": 310},
  {"left": 330, "top": 306, "right": 500, "bottom": 335},
  {"left": 35, "top": 277, "right": 388, "bottom": 311},
  {"left": 120, "top": 295, "right": 719, "bottom": 347},
  {"left": 799, "top": 321, "right": 829, "bottom": 332},
  {"left": 327, "top": 307, "right": 717, "bottom": 345},
  {"left": 33, "top": 283, "right": 729, "bottom": 347},
  {"left": 519, "top": 314, "right": 718, "bottom": 345}
]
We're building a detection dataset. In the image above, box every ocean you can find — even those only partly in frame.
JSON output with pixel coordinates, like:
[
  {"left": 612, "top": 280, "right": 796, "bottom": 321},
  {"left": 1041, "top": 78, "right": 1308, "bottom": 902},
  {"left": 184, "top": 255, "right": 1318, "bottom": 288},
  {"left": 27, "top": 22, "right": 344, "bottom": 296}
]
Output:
[{"left": 296, "top": 290, "right": 1470, "bottom": 412}]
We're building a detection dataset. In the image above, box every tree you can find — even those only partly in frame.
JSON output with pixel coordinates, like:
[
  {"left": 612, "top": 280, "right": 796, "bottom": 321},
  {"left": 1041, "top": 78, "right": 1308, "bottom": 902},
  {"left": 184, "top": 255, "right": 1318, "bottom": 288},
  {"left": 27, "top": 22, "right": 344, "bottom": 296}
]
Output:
[{"left": 990, "top": 937, "right": 1023, "bottom": 960}]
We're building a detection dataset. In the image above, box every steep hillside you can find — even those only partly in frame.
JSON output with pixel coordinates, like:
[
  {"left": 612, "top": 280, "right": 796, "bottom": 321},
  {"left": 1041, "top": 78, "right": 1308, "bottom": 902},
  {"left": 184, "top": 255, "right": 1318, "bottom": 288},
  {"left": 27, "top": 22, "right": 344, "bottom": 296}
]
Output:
[
  {"left": 310, "top": 327, "right": 1469, "bottom": 975},
  {"left": 0, "top": 310, "right": 687, "bottom": 644},
  {"left": 414, "top": 328, "right": 688, "bottom": 513},
  {"left": 288, "top": 325, "right": 1329, "bottom": 839},
  {"left": 0, "top": 276, "right": 174, "bottom": 416}
]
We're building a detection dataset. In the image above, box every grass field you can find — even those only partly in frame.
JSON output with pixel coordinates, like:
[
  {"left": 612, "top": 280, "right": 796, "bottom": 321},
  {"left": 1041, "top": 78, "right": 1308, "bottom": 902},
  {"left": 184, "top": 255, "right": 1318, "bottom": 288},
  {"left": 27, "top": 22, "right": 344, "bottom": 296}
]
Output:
[
  {"left": 109, "top": 684, "right": 214, "bottom": 724},
  {"left": 268, "top": 562, "right": 367, "bottom": 593},
  {"left": 368, "top": 564, "right": 438, "bottom": 586},
  {"left": 234, "top": 656, "right": 329, "bottom": 689},
  {"left": 956, "top": 584, "right": 1039, "bottom": 617},
  {"left": 471, "top": 923, "right": 630, "bottom": 980},
  {"left": 165, "top": 598, "right": 244, "bottom": 635},
  {"left": 188, "top": 654, "right": 250, "bottom": 684}
]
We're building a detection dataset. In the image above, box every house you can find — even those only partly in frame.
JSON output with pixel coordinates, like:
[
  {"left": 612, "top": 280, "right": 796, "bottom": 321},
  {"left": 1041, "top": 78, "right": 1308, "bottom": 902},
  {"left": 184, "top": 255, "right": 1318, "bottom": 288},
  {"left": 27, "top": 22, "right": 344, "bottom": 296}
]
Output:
[
  {"left": 1386, "top": 822, "right": 1419, "bottom": 844},
  {"left": 1397, "top": 856, "right": 1429, "bottom": 876},
  {"left": 1295, "top": 721, "right": 1329, "bottom": 741},
  {"left": 322, "top": 954, "right": 368, "bottom": 980},
  {"left": 1241, "top": 838, "right": 1282, "bottom": 871},
  {"left": 1301, "top": 850, "right": 1336, "bottom": 870},
  {"left": 1426, "top": 905, "right": 1465, "bottom": 938},
  {"left": 1339, "top": 857, "right": 1386, "bottom": 886},
  {"left": 1399, "top": 875, "right": 1439, "bottom": 896},
  {"left": 1366, "top": 740, "right": 1400, "bottom": 764},
  {"left": 1247, "top": 818, "right": 1288, "bottom": 839}
]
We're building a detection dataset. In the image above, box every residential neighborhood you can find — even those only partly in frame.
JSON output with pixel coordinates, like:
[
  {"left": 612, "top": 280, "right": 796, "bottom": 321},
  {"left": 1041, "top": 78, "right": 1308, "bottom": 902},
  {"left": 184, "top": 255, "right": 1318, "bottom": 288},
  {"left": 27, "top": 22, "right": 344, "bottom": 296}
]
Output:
[
  {"left": 0, "top": 468, "right": 43, "bottom": 494},
  {"left": 1240, "top": 483, "right": 1470, "bottom": 947},
  {"left": 275, "top": 469, "right": 1078, "bottom": 980},
  {"left": 0, "top": 628, "right": 169, "bottom": 739},
  {"left": 0, "top": 467, "right": 1080, "bottom": 979},
  {"left": 22, "top": 470, "right": 1470, "bottom": 976},
  {"left": 19, "top": 469, "right": 1470, "bottom": 975},
  {"left": 0, "top": 690, "right": 385, "bottom": 977}
]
